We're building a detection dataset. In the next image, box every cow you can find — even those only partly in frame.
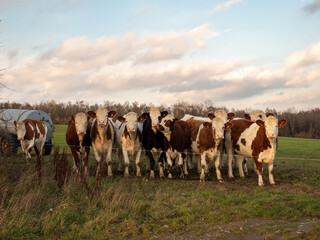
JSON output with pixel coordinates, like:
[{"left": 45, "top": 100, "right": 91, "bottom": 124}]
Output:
[
  {"left": 115, "top": 112, "right": 145, "bottom": 177},
  {"left": 187, "top": 113, "right": 232, "bottom": 182},
  {"left": 226, "top": 115, "right": 286, "bottom": 186},
  {"left": 66, "top": 112, "right": 92, "bottom": 178},
  {"left": 14, "top": 119, "right": 47, "bottom": 161},
  {"left": 87, "top": 108, "right": 116, "bottom": 178},
  {"left": 142, "top": 107, "right": 168, "bottom": 179},
  {"left": 182, "top": 110, "right": 235, "bottom": 173},
  {"left": 226, "top": 110, "right": 273, "bottom": 179},
  {"left": 158, "top": 114, "right": 191, "bottom": 178}
]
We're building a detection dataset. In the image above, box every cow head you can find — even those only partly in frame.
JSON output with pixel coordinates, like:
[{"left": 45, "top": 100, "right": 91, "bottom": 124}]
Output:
[
  {"left": 245, "top": 110, "right": 267, "bottom": 122},
  {"left": 88, "top": 108, "right": 116, "bottom": 127},
  {"left": 14, "top": 121, "right": 27, "bottom": 141},
  {"left": 214, "top": 109, "right": 235, "bottom": 123},
  {"left": 72, "top": 112, "right": 90, "bottom": 142},
  {"left": 117, "top": 112, "right": 145, "bottom": 139},
  {"left": 203, "top": 113, "right": 233, "bottom": 141},
  {"left": 256, "top": 115, "right": 287, "bottom": 139},
  {"left": 158, "top": 114, "right": 176, "bottom": 132},
  {"left": 149, "top": 107, "right": 168, "bottom": 131}
]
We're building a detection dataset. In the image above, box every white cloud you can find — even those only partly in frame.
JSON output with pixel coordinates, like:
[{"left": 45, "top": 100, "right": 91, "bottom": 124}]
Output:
[
  {"left": 208, "top": 0, "right": 244, "bottom": 15},
  {"left": 286, "top": 40, "right": 320, "bottom": 68},
  {"left": 2, "top": 27, "right": 320, "bottom": 111}
]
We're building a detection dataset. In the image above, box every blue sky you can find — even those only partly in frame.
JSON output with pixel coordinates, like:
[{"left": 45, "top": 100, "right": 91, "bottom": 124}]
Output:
[{"left": 1, "top": 0, "right": 320, "bottom": 111}]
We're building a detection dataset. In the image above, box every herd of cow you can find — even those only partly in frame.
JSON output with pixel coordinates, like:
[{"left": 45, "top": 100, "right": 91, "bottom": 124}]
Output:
[{"left": 13, "top": 107, "right": 287, "bottom": 186}]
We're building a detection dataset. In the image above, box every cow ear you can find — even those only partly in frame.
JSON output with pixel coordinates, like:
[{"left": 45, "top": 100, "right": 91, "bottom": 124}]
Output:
[
  {"left": 244, "top": 113, "right": 251, "bottom": 120},
  {"left": 87, "top": 111, "right": 96, "bottom": 118},
  {"left": 266, "top": 113, "right": 274, "bottom": 117},
  {"left": 256, "top": 120, "right": 264, "bottom": 127},
  {"left": 137, "top": 114, "right": 145, "bottom": 122},
  {"left": 225, "top": 122, "right": 233, "bottom": 130},
  {"left": 227, "top": 112, "right": 235, "bottom": 120},
  {"left": 161, "top": 111, "right": 168, "bottom": 117},
  {"left": 14, "top": 121, "right": 17, "bottom": 127},
  {"left": 203, "top": 122, "right": 212, "bottom": 129},
  {"left": 108, "top": 110, "right": 116, "bottom": 118},
  {"left": 278, "top": 119, "right": 287, "bottom": 128},
  {"left": 207, "top": 113, "right": 215, "bottom": 120},
  {"left": 117, "top": 116, "right": 126, "bottom": 123}
]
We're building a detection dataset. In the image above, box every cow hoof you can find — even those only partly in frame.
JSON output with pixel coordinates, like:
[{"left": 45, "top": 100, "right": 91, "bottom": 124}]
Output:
[
  {"left": 136, "top": 173, "right": 142, "bottom": 178},
  {"left": 149, "top": 171, "right": 155, "bottom": 179},
  {"left": 124, "top": 173, "right": 129, "bottom": 178},
  {"left": 180, "top": 174, "right": 184, "bottom": 178},
  {"left": 218, "top": 179, "right": 224, "bottom": 183},
  {"left": 270, "top": 181, "right": 275, "bottom": 185},
  {"left": 199, "top": 179, "right": 205, "bottom": 183},
  {"left": 168, "top": 174, "right": 172, "bottom": 179},
  {"left": 107, "top": 175, "right": 113, "bottom": 180},
  {"left": 229, "top": 176, "right": 234, "bottom": 180}
]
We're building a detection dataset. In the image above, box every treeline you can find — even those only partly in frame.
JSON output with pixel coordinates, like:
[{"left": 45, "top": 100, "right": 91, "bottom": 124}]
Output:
[{"left": 0, "top": 100, "right": 319, "bottom": 139}]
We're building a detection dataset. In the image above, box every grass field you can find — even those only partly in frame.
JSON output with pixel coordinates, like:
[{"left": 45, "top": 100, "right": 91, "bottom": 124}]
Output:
[{"left": 0, "top": 125, "right": 319, "bottom": 240}]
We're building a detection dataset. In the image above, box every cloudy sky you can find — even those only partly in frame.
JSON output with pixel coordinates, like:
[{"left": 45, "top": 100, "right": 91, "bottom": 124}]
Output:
[{"left": 1, "top": 0, "right": 320, "bottom": 111}]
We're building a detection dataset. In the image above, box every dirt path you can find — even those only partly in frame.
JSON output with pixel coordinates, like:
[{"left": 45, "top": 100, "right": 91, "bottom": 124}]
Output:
[{"left": 152, "top": 218, "right": 320, "bottom": 240}]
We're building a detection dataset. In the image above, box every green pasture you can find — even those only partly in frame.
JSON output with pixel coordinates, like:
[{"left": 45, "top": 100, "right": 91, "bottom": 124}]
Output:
[{"left": 0, "top": 125, "right": 319, "bottom": 240}]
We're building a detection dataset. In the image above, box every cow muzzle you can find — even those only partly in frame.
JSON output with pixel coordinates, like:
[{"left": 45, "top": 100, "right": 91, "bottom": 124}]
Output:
[
  {"left": 267, "top": 133, "right": 275, "bottom": 138},
  {"left": 17, "top": 137, "right": 22, "bottom": 141},
  {"left": 216, "top": 134, "right": 224, "bottom": 140}
]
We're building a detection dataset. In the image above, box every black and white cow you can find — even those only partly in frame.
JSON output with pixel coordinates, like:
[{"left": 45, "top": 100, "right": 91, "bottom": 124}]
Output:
[{"left": 142, "top": 107, "right": 168, "bottom": 179}]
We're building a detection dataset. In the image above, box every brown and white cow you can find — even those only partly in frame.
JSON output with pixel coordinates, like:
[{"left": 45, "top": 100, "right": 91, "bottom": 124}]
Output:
[
  {"left": 158, "top": 114, "right": 191, "bottom": 178},
  {"left": 66, "top": 112, "right": 92, "bottom": 178},
  {"left": 14, "top": 119, "right": 47, "bottom": 160},
  {"left": 227, "top": 115, "right": 286, "bottom": 186},
  {"left": 115, "top": 112, "right": 145, "bottom": 177},
  {"left": 225, "top": 110, "right": 272, "bottom": 179},
  {"left": 182, "top": 110, "right": 235, "bottom": 173},
  {"left": 187, "top": 113, "right": 232, "bottom": 182},
  {"left": 88, "top": 108, "right": 116, "bottom": 178}
]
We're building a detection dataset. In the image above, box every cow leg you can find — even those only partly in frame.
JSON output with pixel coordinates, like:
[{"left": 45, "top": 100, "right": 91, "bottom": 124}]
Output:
[
  {"left": 268, "top": 161, "right": 275, "bottom": 185},
  {"left": 158, "top": 152, "right": 166, "bottom": 179},
  {"left": 243, "top": 157, "right": 248, "bottom": 176},
  {"left": 117, "top": 148, "right": 123, "bottom": 172},
  {"left": 236, "top": 155, "right": 245, "bottom": 179},
  {"left": 182, "top": 153, "right": 188, "bottom": 177},
  {"left": 200, "top": 153, "right": 207, "bottom": 182},
  {"left": 178, "top": 153, "right": 184, "bottom": 178},
  {"left": 187, "top": 152, "right": 193, "bottom": 170},
  {"left": 145, "top": 152, "right": 151, "bottom": 172},
  {"left": 93, "top": 149, "right": 103, "bottom": 178},
  {"left": 135, "top": 149, "right": 142, "bottom": 177},
  {"left": 83, "top": 147, "right": 90, "bottom": 178},
  {"left": 254, "top": 158, "right": 264, "bottom": 186},
  {"left": 146, "top": 151, "right": 155, "bottom": 179},
  {"left": 106, "top": 147, "right": 113, "bottom": 178},
  {"left": 225, "top": 131, "right": 234, "bottom": 179},
  {"left": 122, "top": 148, "right": 130, "bottom": 178},
  {"left": 216, "top": 140, "right": 224, "bottom": 169},
  {"left": 196, "top": 155, "right": 201, "bottom": 175},
  {"left": 214, "top": 154, "right": 223, "bottom": 183}
]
